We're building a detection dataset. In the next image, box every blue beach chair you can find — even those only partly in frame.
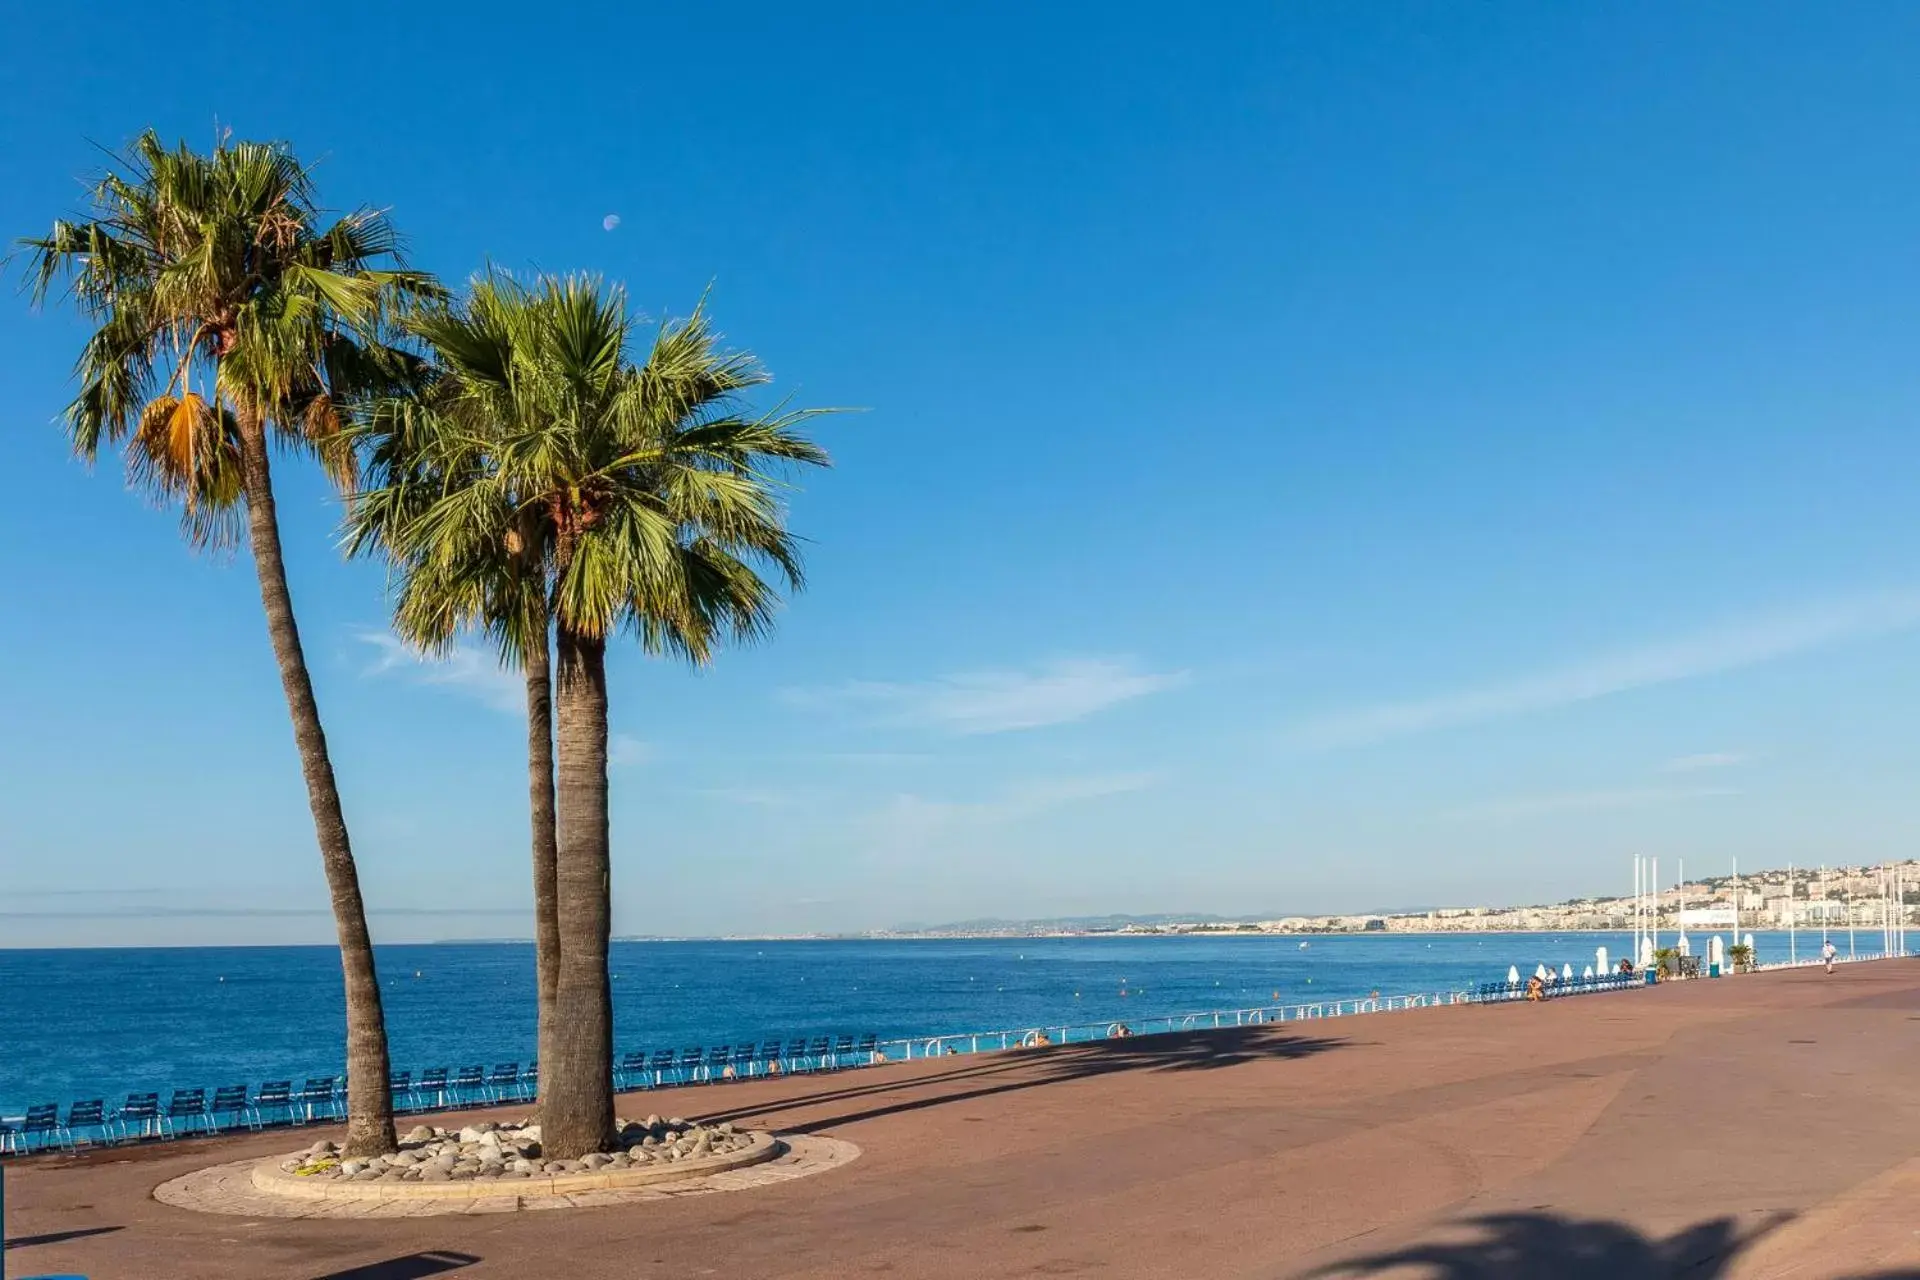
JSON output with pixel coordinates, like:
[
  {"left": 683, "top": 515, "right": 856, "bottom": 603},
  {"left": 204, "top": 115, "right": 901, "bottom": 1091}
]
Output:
[
  {"left": 808, "top": 1036, "right": 831, "bottom": 1069},
  {"left": 523, "top": 1060, "right": 538, "bottom": 1101},
  {"left": 65, "top": 1100, "right": 107, "bottom": 1147},
  {"left": 256, "top": 1080, "right": 294, "bottom": 1127},
  {"left": 618, "top": 1051, "right": 648, "bottom": 1090},
  {"left": 390, "top": 1070, "right": 416, "bottom": 1113},
  {"left": 488, "top": 1063, "right": 519, "bottom": 1102},
  {"left": 731, "top": 1044, "right": 757, "bottom": 1079},
  {"left": 760, "top": 1040, "right": 784, "bottom": 1075},
  {"left": 833, "top": 1035, "right": 855, "bottom": 1067},
  {"left": 452, "top": 1065, "right": 486, "bottom": 1107},
  {"left": 856, "top": 1033, "right": 879, "bottom": 1063},
  {"left": 297, "top": 1077, "right": 338, "bottom": 1123},
  {"left": 677, "top": 1046, "right": 704, "bottom": 1084},
  {"left": 649, "top": 1048, "right": 677, "bottom": 1086},
  {"left": 785, "top": 1037, "right": 812, "bottom": 1072},
  {"left": 117, "top": 1093, "right": 161, "bottom": 1141},
  {"left": 703, "top": 1045, "right": 731, "bottom": 1082},
  {"left": 418, "top": 1067, "right": 450, "bottom": 1110},
  {"left": 209, "top": 1085, "right": 253, "bottom": 1133},
  {"left": 165, "top": 1088, "right": 208, "bottom": 1137},
  {"left": 20, "top": 1104, "right": 60, "bottom": 1152}
]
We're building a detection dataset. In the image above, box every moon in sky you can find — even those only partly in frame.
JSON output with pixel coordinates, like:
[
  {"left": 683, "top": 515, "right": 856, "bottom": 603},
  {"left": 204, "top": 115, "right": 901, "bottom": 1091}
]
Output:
[{"left": 602, "top": 214, "right": 621, "bottom": 232}]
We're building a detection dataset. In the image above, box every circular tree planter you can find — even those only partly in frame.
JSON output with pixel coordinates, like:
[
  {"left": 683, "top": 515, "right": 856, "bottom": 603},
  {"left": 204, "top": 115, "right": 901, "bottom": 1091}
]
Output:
[{"left": 251, "top": 1130, "right": 781, "bottom": 1202}]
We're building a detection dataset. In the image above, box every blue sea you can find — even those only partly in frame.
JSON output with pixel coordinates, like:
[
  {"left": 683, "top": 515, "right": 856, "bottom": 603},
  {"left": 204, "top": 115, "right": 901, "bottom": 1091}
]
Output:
[{"left": 0, "top": 930, "right": 1831, "bottom": 1115}]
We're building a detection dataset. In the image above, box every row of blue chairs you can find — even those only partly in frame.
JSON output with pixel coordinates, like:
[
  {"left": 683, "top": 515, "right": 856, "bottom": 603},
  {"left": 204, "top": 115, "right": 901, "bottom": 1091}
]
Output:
[
  {"left": 0, "top": 1078, "right": 346, "bottom": 1153},
  {"left": 1474, "top": 972, "right": 1639, "bottom": 1003},
  {"left": 1, "top": 1033, "right": 881, "bottom": 1155},
  {"left": 614, "top": 1033, "right": 879, "bottom": 1089}
]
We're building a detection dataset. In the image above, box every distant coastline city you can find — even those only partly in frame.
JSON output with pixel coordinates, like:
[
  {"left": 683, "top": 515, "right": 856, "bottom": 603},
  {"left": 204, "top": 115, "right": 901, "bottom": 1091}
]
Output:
[{"left": 835, "top": 858, "right": 1920, "bottom": 940}]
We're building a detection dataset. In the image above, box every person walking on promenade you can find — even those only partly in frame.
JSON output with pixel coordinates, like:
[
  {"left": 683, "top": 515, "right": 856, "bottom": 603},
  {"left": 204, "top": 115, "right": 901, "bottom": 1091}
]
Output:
[{"left": 1823, "top": 939, "right": 1838, "bottom": 974}]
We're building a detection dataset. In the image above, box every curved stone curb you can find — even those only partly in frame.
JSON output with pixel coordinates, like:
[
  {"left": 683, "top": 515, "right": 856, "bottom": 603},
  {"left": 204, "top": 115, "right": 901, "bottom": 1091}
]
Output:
[
  {"left": 250, "top": 1130, "right": 779, "bottom": 1201},
  {"left": 153, "top": 1132, "right": 860, "bottom": 1219}
]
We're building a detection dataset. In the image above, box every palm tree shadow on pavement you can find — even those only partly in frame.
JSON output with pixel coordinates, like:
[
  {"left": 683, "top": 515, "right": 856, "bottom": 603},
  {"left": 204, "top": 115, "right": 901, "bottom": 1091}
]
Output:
[
  {"left": 709, "top": 1025, "right": 1348, "bottom": 1133},
  {"left": 1297, "top": 1210, "right": 1920, "bottom": 1280},
  {"left": 311, "top": 1250, "right": 481, "bottom": 1280}
]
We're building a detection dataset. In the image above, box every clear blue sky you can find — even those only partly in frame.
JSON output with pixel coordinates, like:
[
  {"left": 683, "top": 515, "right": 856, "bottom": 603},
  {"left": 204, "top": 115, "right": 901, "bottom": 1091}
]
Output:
[{"left": 5, "top": 3, "right": 1920, "bottom": 945}]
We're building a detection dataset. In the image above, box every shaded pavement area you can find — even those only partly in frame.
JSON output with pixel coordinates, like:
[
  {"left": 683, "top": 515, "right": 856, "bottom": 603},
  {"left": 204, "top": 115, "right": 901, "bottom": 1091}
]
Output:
[{"left": 5, "top": 960, "right": 1919, "bottom": 1278}]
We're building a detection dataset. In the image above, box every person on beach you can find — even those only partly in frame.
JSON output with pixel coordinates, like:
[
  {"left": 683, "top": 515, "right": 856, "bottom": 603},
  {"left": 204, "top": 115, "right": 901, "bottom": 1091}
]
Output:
[
  {"left": 1823, "top": 939, "right": 1838, "bottom": 974},
  {"left": 1525, "top": 974, "right": 1546, "bottom": 1002}
]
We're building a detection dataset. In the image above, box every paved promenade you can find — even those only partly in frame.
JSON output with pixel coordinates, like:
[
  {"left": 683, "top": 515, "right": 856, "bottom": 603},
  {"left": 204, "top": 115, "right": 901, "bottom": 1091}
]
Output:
[{"left": 5, "top": 960, "right": 1919, "bottom": 1279}]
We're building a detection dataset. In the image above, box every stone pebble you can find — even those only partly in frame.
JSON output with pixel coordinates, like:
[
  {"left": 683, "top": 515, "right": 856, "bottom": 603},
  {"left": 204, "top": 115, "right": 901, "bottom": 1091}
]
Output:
[{"left": 279, "top": 1116, "right": 754, "bottom": 1182}]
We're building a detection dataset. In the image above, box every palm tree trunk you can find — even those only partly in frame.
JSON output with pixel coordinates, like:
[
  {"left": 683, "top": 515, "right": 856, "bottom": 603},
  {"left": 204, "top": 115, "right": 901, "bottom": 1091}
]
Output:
[
  {"left": 235, "top": 407, "right": 396, "bottom": 1157},
  {"left": 543, "top": 624, "right": 615, "bottom": 1159},
  {"left": 526, "top": 610, "right": 561, "bottom": 1107}
]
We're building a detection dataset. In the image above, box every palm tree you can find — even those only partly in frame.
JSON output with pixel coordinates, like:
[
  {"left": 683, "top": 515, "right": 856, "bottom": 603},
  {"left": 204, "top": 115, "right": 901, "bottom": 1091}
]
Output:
[
  {"left": 19, "top": 133, "right": 439, "bottom": 1156},
  {"left": 351, "top": 273, "right": 830, "bottom": 1158},
  {"left": 347, "top": 279, "right": 565, "bottom": 1078}
]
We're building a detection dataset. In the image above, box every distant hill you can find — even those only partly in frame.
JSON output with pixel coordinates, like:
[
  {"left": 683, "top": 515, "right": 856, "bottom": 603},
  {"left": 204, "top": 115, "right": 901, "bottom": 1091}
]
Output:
[{"left": 884, "top": 912, "right": 1242, "bottom": 934}]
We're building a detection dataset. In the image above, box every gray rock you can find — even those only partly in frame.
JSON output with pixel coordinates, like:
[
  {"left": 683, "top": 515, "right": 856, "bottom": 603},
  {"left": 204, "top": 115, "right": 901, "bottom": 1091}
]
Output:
[
  {"left": 642, "top": 1114, "right": 663, "bottom": 1129},
  {"left": 351, "top": 1168, "right": 384, "bottom": 1182},
  {"left": 338, "top": 1160, "right": 367, "bottom": 1177},
  {"left": 388, "top": 1151, "right": 418, "bottom": 1167},
  {"left": 717, "top": 1122, "right": 736, "bottom": 1135},
  {"left": 457, "top": 1126, "right": 485, "bottom": 1143},
  {"left": 581, "top": 1152, "right": 613, "bottom": 1170},
  {"left": 419, "top": 1165, "right": 452, "bottom": 1182},
  {"left": 403, "top": 1125, "right": 435, "bottom": 1144}
]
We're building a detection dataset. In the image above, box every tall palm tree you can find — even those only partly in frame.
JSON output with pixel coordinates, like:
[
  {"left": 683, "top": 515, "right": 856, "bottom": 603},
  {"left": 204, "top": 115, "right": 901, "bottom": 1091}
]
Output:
[
  {"left": 20, "top": 133, "right": 440, "bottom": 1156},
  {"left": 351, "top": 273, "right": 830, "bottom": 1158},
  {"left": 346, "top": 280, "right": 566, "bottom": 1079}
]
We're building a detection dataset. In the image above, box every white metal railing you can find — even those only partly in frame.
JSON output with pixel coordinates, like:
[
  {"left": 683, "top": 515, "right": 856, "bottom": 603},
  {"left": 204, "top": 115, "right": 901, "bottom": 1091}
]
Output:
[{"left": 875, "top": 990, "right": 1474, "bottom": 1062}]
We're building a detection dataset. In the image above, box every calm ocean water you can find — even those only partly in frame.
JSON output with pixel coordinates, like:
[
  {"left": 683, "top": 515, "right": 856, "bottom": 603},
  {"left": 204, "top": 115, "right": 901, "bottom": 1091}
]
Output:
[{"left": 0, "top": 930, "right": 1827, "bottom": 1114}]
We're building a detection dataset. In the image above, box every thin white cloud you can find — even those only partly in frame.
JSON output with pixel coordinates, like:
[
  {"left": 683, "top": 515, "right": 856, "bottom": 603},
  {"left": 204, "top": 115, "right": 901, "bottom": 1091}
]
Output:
[
  {"left": 610, "top": 735, "right": 654, "bottom": 768},
  {"left": 696, "top": 785, "right": 798, "bottom": 807},
  {"left": 1444, "top": 785, "right": 1741, "bottom": 823},
  {"left": 1663, "top": 751, "right": 1748, "bottom": 774},
  {"left": 356, "top": 631, "right": 521, "bottom": 714},
  {"left": 1287, "top": 589, "right": 1920, "bottom": 750},
  {"left": 864, "top": 772, "right": 1160, "bottom": 847},
  {"left": 787, "top": 658, "right": 1187, "bottom": 735}
]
